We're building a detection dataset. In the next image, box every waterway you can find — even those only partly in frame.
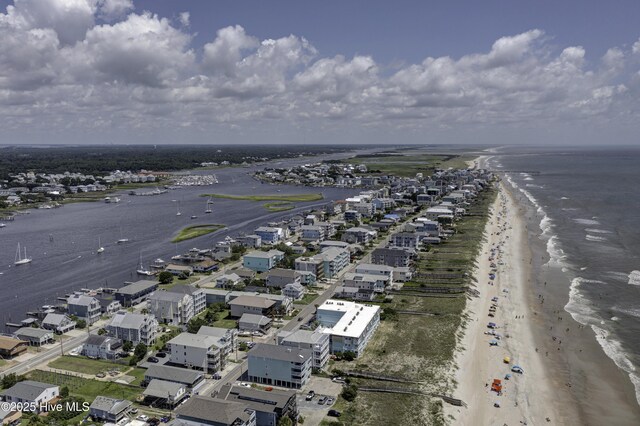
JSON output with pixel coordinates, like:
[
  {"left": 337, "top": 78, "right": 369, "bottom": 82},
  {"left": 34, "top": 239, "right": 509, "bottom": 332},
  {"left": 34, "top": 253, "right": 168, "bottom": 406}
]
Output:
[{"left": 0, "top": 151, "right": 368, "bottom": 330}]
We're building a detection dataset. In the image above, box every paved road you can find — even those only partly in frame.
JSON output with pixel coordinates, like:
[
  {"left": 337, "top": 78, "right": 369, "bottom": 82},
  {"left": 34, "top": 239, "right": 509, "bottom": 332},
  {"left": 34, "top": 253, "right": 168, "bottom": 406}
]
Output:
[{"left": 0, "top": 332, "right": 91, "bottom": 378}]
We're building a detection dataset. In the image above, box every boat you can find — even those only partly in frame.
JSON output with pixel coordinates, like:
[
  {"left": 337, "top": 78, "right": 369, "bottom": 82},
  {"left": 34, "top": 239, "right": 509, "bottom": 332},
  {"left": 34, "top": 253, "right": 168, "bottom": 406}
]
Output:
[
  {"left": 191, "top": 215, "right": 198, "bottom": 219},
  {"left": 97, "top": 237, "right": 104, "bottom": 253},
  {"left": 150, "top": 258, "right": 166, "bottom": 270},
  {"left": 117, "top": 238, "right": 129, "bottom": 244},
  {"left": 205, "top": 198, "right": 213, "bottom": 214},
  {"left": 0, "top": 223, "right": 6, "bottom": 228},
  {"left": 136, "top": 254, "right": 154, "bottom": 276},
  {"left": 104, "top": 196, "right": 120, "bottom": 203},
  {"left": 14, "top": 243, "right": 32, "bottom": 265},
  {"left": 176, "top": 201, "right": 182, "bottom": 216}
]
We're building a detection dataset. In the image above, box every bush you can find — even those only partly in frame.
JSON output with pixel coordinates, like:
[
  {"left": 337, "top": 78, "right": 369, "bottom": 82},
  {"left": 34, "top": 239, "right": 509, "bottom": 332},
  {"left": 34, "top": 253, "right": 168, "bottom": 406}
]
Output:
[
  {"left": 60, "top": 386, "right": 69, "bottom": 398},
  {"left": 122, "top": 341, "right": 133, "bottom": 353},
  {"left": 342, "top": 351, "right": 356, "bottom": 362},
  {"left": 76, "top": 319, "right": 86, "bottom": 329},
  {"left": 341, "top": 384, "right": 358, "bottom": 402}
]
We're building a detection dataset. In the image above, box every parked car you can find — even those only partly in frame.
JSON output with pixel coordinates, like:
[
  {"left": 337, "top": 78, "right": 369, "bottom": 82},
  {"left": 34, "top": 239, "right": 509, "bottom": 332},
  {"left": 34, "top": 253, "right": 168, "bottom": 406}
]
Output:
[
  {"left": 147, "top": 356, "right": 159, "bottom": 363},
  {"left": 306, "top": 390, "right": 315, "bottom": 401},
  {"left": 137, "top": 415, "right": 149, "bottom": 422},
  {"left": 326, "top": 398, "right": 334, "bottom": 405},
  {"left": 239, "top": 382, "right": 251, "bottom": 388},
  {"left": 328, "top": 410, "right": 341, "bottom": 417},
  {"left": 129, "top": 408, "right": 138, "bottom": 415},
  {"left": 155, "top": 352, "right": 167, "bottom": 358},
  {"left": 148, "top": 418, "right": 160, "bottom": 426},
  {"left": 318, "top": 396, "right": 327, "bottom": 405}
]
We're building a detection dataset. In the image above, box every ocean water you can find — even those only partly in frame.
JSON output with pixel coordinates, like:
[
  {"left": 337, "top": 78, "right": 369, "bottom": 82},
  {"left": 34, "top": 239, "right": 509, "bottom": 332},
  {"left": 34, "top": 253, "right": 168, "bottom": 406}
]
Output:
[{"left": 488, "top": 146, "right": 640, "bottom": 405}]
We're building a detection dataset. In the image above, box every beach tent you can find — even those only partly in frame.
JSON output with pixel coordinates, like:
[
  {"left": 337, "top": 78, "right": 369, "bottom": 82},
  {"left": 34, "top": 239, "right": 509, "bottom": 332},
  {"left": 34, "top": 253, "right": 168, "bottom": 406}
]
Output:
[
  {"left": 511, "top": 365, "right": 524, "bottom": 374},
  {"left": 491, "top": 379, "right": 502, "bottom": 393},
  {"left": 489, "top": 340, "right": 499, "bottom": 346},
  {"left": 503, "top": 356, "right": 510, "bottom": 364}
]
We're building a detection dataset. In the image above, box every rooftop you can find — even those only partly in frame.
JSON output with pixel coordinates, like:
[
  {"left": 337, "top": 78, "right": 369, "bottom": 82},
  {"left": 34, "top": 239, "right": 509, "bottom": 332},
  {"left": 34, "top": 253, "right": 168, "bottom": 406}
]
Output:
[
  {"left": 108, "top": 311, "right": 154, "bottom": 329},
  {"left": 239, "top": 314, "right": 271, "bottom": 326},
  {"left": 228, "top": 295, "right": 275, "bottom": 309},
  {"left": 168, "top": 333, "right": 219, "bottom": 349},
  {"left": 89, "top": 396, "right": 131, "bottom": 414},
  {"left": 0, "top": 381, "right": 57, "bottom": 401},
  {"left": 116, "top": 280, "right": 159, "bottom": 296},
  {"left": 249, "top": 343, "right": 311, "bottom": 363},
  {"left": 149, "top": 291, "right": 188, "bottom": 303},
  {"left": 143, "top": 379, "right": 184, "bottom": 399},
  {"left": 13, "top": 328, "right": 52, "bottom": 339},
  {"left": 317, "top": 299, "right": 380, "bottom": 339},
  {"left": 145, "top": 365, "right": 203, "bottom": 385},
  {"left": 218, "top": 384, "right": 294, "bottom": 413},
  {"left": 175, "top": 396, "right": 254, "bottom": 425},
  {"left": 0, "top": 335, "right": 27, "bottom": 350}
]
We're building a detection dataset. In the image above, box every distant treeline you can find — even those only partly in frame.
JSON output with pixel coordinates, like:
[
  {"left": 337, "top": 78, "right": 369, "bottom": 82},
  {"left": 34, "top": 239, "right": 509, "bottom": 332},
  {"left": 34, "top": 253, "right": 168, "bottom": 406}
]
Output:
[{"left": 0, "top": 145, "right": 361, "bottom": 178}]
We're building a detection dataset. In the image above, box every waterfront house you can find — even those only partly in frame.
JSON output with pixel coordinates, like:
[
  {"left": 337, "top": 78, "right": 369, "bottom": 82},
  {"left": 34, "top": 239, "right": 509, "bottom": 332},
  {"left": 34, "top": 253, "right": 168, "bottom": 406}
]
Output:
[
  {"left": 242, "top": 250, "right": 284, "bottom": 273},
  {"left": 247, "top": 344, "right": 312, "bottom": 389},
  {"left": 0, "top": 381, "right": 59, "bottom": 412},
  {"left": 115, "top": 280, "right": 159, "bottom": 307},
  {"left": 217, "top": 384, "right": 297, "bottom": 426},
  {"left": 317, "top": 299, "right": 381, "bottom": 357},
  {"left": 342, "top": 272, "right": 389, "bottom": 293},
  {"left": 238, "top": 314, "right": 272, "bottom": 333},
  {"left": 96, "top": 297, "right": 122, "bottom": 315},
  {"left": 41, "top": 313, "right": 76, "bottom": 334},
  {"left": 168, "top": 332, "right": 223, "bottom": 373},
  {"left": 344, "top": 210, "right": 361, "bottom": 222},
  {"left": 235, "top": 267, "right": 257, "bottom": 281},
  {"left": 203, "top": 289, "right": 232, "bottom": 305},
  {"left": 143, "top": 365, "right": 204, "bottom": 389},
  {"left": 165, "top": 264, "right": 194, "bottom": 276},
  {"left": 67, "top": 294, "right": 101, "bottom": 325},
  {"left": 89, "top": 396, "right": 132, "bottom": 423},
  {"left": 391, "top": 232, "right": 420, "bottom": 248},
  {"left": 294, "top": 256, "right": 323, "bottom": 281},
  {"left": 238, "top": 234, "right": 262, "bottom": 248},
  {"left": 148, "top": 291, "right": 194, "bottom": 325},
  {"left": 265, "top": 268, "right": 302, "bottom": 289},
  {"left": 283, "top": 283, "right": 306, "bottom": 300},
  {"left": 13, "top": 328, "right": 54, "bottom": 347},
  {"left": 0, "top": 336, "right": 28, "bottom": 358},
  {"left": 106, "top": 311, "right": 158, "bottom": 345},
  {"left": 334, "top": 286, "right": 375, "bottom": 301},
  {"left": 254, "top": 226, "right": 283, "bottom": 245},
  {"left": 192, "top": 259, "right": 219, "bottom": 273},
  {"left": 174, "top": 396, "right": 256, "bottom": 426},
  {"left": 277, "top": 329, "right": 330, "bottom": 369},
  {"left": 229, "top": 296, "right": 275, "bottom": 318},
  {"left": 142, "top": 379, "right": 187, "bottom": 408},
  {"left": 355, "top": 263, "right": 394, "bottom": 285},
  {"left": 168, "top": 284, "right": 206, "bottom": 315},
  {"left": 393, "top": 266, "right": 413, "bottom": 282},
  {"left": 315, "top": 247, "right": 350, "bottom": 279},
  {"left": 81, "top": 335, "right": 123, "bottom": 360}
]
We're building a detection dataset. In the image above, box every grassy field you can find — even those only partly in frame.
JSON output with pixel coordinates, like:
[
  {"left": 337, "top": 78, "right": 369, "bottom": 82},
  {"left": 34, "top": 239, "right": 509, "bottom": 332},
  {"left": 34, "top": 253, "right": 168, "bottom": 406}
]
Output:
[
  {"left": 29, "top": 370, "right": 142, "bottom": 402},
  {"left": 263, "top": 201, "right": 295, "bottom": 212},
  {"left": 211, "top": 310, "right": 238, "bottom": 329},
  {"left": 201, "top": 193, "right": 324, "bottom": 202},
  {"left": 330, "top": 186, "right": 496, "bottom": 425},
  {"left": 293, "top": 292, "right": 319, "bottom": 305},
  {"left": 48, "top": 356, "right": 126, "bottom": 375},
  {"left": 171, "top": 224, "right": 225, "bottom": 243},
  {"left": 126, "top": 367, "right": 147, "bottom": 386}
]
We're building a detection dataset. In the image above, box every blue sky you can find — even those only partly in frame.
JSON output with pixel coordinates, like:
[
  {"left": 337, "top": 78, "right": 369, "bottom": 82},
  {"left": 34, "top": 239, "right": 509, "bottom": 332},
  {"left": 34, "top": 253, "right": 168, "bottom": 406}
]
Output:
[{"left": 0, "top": 0, "right": 638, "bottom": 145}]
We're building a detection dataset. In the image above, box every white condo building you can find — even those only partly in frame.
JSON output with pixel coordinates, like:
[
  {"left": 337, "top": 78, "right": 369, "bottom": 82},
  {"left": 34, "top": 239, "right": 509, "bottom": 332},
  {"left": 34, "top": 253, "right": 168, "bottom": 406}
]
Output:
[{"left": 316, "top": 299, "right": 380, "bottom": 357}]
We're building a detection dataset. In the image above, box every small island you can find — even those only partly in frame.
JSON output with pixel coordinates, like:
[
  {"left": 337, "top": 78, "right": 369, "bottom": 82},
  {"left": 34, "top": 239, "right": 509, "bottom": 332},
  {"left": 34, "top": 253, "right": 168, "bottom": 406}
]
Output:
[{"left": 171, "top": 224, "right": 226, "bottom": 242}]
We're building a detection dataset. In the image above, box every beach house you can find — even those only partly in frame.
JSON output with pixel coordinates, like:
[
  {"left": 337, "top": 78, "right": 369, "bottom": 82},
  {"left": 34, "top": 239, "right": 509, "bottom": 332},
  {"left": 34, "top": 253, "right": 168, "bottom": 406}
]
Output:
[
  {"left": 106, "top": 311, "right": 158, "bottom": 345},
  {"left": 242, "top": 250, "right": 284, "bottom": 272},
  {"left": 67, "top": 294, "right": 101, "bottom": 325},
  {"left": 81, "top": 335, "right": 123, "bottom": 360},
  {"left": 168, "top": 332, "right": 224, "bottom": 373},
  {"left": 317, "top": 299, "right": 381, "bottom": 357},
  {"left": 277, "top": 329, "right": 330, "bottom": 369},
  {"left": 247, "top": 344, "right": 312, "bottom": 389},
  {"left": 115, "top": 280, "right": 159, "bottom": 307},
  {"left": 147, "top": 291, "right": 194, "bottom": 325}
]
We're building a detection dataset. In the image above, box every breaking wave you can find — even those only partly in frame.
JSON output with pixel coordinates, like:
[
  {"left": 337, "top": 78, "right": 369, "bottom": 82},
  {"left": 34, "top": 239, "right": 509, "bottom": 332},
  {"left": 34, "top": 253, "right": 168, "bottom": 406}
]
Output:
[
  {"left": 585, "top": 234, "right": 607, "bottom": 242},
  {"left": 629, "top": 270, "right": 640, "bottom": 286},
  {"left": 574, "top": 218, "right": 601, "bottom": 226},
  {"left": 585, "top": 228, "right": 611, "bottom": 234}
]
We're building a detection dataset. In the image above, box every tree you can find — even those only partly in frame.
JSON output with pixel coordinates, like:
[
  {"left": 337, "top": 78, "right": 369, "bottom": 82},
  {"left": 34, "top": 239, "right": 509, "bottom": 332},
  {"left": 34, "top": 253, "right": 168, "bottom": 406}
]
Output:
[
  {"left": 1, "top": 373, "right": 24, "bottom": 389},
  {"left": 60, "top": 386, "right": 69, "bottom": 398},
  {"left": 76, "top": 319, "right": 86, "bottom": 329},
  {"left": 342, "top": 351, "right": 356, "bottom": 362},
  {"left": 187, "top": 316, "right": 207, "bottom": 333},
  {"left": 158, "top": 271, "right": 173, "bottom": 284},
  {"left": 238, "top": 342, "right": 248, "bottom": 351},
  {"left": 277, "top": 416, "right": 293, "bottom": 426},
  {"left": 134, "top": 343, "right": 148, "bottom": 360},
  {"left": 341, "top": 384, "right": 358, "bottom": 402},
  {"left": 122, "top": 341, "right": 133, "bottom": 353}
]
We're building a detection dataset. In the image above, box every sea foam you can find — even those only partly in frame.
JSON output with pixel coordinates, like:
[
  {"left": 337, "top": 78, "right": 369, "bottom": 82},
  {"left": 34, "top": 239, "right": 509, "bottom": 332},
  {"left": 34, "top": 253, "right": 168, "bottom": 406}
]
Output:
[
  {"left": 585, "top": 228, "right": 612, "bottom": 234},
  {"left": 585, "top": 234, "right": 607, "bottom": 242},
  {"left": 629, "top": 270, "right": 640, "bottom": 286},
  {"left": 574, "top": 218, "right": 601, "bottom": 226}
]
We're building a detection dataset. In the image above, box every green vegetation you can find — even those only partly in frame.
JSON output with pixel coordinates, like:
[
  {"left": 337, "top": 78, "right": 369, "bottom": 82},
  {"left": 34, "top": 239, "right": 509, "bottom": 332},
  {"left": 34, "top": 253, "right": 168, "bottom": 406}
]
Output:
[
  {"left": 332, "top": 185, "right": 497, "bottom": 425},
  {"left": 171, "top": 224, "right": 226, "bottom": 243},
  {"left": 48, "top": 356, "right": 126, "bottom": 375},
  {"left": 126, "top": 367, "right": 147, "bottom": 386},
  {"left": 187, "top": 304, "right": 236, "bottom": 333},
  {"left": 333, "top": 153, "right": 473, "bottom": 178},
  {"left": 158, "top": 271, "right": 173, "bottom": 284},
  {"left": 293, "top": 292, "right": 320, "bottom": 305},
  {"left": 28, "top": 370, "right": 141, "bottom": 401},
  {"left": 202, "top": 193, "right": 323, "bottom": 202},
  {"left": 263, "top": 201, "right": 295, "bottom": 212}
]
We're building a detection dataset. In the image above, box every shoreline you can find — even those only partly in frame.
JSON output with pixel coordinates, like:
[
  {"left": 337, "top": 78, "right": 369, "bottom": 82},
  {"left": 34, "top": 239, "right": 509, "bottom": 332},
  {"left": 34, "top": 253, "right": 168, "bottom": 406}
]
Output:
[{"left": 449, "top": 154, "right": 640, "bottom": 425}]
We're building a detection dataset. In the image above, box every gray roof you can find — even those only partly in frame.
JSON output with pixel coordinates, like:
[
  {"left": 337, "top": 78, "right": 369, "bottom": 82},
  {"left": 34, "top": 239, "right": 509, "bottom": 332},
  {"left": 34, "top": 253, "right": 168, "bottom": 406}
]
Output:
[
  {"left": 239, "top": 314, "right": 271, "bottom": 326},
  {"left": 85, "top": 334, "right": 120, "bottom": 347},
  {"left": 67, "top": 294, "right": 97, "bottom": 306},
  {"left": 145, "top": 365, "right": 203, "bottom": 385},
  {"left": 14, "top": 328, "right": 52, "bottom": 339},
  {"left": 197, "top": 326, "right": 234, "bottom": 339},
  {"left": 117, "top": 280, "right": 159, "bottom": 295},
  {"left": 89, "top": 396, "right": 131, "bottom": 414},
  {"left": 284, "top": 283, "right": 304, "bottom": 292},
  {"left": 229, "top": 295, "right": 275, "bottom": 309},
  {"left": 149, "top": 291, "right": 187, "bottom": 303},
  {"left": 108, "top": 311, "right": 153, "bottom": 329},
  {"left": 278, "top": 329, "right": 327, "bottom": 345},
  {"left": 175, "top": 396, "right": 253, "bottom": 425},
  {"left": 248, "top": 343, "right": 311, "bottom": 363},
  {"left": 168, "top": 333, "right": 219, "bottom": 349},
  {"left": 167, "top": 285, "right": 202, "bottom": 296},
  {"left": 219, "top": 384, "right": 294, "bottom": 413},
  {"left": 0, "top": 381, "right": 57, "bottom": 401},
  {"left": 143, "top": 379, "right": 185, "bottom": 399},
  {"left": 42, "top": 313, "right": 72, "bottom": 326},
  {"left": 266, "top": 268, "right": 300, "bottom": 279}
]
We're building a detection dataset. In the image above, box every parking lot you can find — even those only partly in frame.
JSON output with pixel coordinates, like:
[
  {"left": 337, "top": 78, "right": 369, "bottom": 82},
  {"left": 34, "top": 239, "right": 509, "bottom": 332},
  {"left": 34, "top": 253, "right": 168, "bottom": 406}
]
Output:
[{"left": 298, "top": 377, "right": 343, "bottom": 425}]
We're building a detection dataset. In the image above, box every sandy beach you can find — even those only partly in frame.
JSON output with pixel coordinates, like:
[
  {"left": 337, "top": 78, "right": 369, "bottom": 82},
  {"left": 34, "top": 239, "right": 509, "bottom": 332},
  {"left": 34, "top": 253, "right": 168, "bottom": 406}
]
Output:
[{"left": 448, "top": 178, "right": 570, "bottom": 425}]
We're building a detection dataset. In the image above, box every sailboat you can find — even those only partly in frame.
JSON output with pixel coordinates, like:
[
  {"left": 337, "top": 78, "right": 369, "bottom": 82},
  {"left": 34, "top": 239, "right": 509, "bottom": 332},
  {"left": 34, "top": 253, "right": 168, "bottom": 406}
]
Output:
[
  {"left": 97, "top": 237, "right": 104, "bottom": 253},
  {"left": 176, "top": 200, "right": 182, "bottom": 216},
  {"left": 205, "top": 198, "right": 213, "bottom": 214},
  {"left": 136, "top": 254, "right": 154, "bottom": 276},
  {"left": 14, "top": 243, "right": 32, "bottom": 265},
  {"left": 117, "top": 227, "right": 129, "bottom": 244}
]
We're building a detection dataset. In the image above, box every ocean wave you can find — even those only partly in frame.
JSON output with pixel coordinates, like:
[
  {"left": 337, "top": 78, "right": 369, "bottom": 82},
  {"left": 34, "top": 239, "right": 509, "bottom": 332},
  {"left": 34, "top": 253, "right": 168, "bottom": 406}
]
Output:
[
  {"left": 561, "top": 196, "right": 570, "bottom": 200},
  {"left": 585, "top": 234, "right": 607, "bottom": 242},
  {"left": 591, "top": 324, "right": 640, "bottom": 407},
  {"left": 611, "top": 316, "right": 620, "bottom": 322},
  {"left": 546, "top": 235, "right": 567, "bottom": 266},
  {"left": 520, "top": 173, "right": 530, "bottom": 177},
  {"left": 574, "top": 218, "right": 601, "bottom": 226},
  {"left": 525, "top": 184, "right": 544, "bottom": 189},
  {"left": 629, "top": 271, "right": 640, "bottom": 286},
  {"left": 561, "top": 208, "right": 578, "bottom": 211},
  {"left": 565, "top": 277, "right": 600, "bottom": 325},
  {"left": 585, "top": 228, "right": 612, "bottom": 234},
  {"left": 524, "top": 177, "right": 534, "bottom": 181},
  {"left": 612, "top": 306, "right": 640, "bottom": 319},
  {"left": 540, "top": 215, "right": 553, "bottom": 236}
]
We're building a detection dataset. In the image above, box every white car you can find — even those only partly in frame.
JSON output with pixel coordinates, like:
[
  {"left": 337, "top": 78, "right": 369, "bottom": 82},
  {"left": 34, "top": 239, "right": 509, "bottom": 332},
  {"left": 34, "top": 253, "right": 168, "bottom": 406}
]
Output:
[
  {"left": 239, "top": 382, "right": 251, "bottom": 388},
  {"left": 137, "top": 415, "right": 149, "bottom": 422}
]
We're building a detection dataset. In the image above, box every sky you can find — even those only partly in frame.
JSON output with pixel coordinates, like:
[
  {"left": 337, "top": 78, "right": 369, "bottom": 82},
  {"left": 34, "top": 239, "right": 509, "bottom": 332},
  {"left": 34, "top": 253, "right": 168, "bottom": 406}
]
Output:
[{"left": 0, "top": 0, "right": 639, "bottom": 146}]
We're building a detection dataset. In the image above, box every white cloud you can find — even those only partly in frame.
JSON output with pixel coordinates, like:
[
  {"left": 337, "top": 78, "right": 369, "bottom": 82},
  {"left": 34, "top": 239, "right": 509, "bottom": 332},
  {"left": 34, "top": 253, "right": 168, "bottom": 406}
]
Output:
[{"left": 0, "top": 0, "right": 638, "bottom": 144}]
